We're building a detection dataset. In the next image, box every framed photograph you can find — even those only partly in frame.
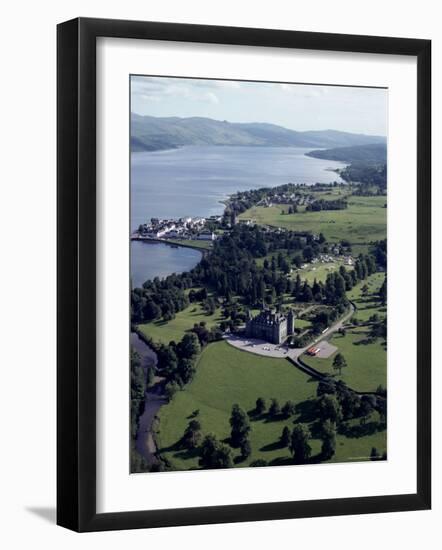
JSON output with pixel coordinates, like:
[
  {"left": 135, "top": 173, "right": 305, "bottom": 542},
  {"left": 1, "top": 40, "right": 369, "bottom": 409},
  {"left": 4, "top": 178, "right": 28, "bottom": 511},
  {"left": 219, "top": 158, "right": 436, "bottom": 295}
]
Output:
[{"left": 57, "top": 17, "right": 431, "bottom": 532}]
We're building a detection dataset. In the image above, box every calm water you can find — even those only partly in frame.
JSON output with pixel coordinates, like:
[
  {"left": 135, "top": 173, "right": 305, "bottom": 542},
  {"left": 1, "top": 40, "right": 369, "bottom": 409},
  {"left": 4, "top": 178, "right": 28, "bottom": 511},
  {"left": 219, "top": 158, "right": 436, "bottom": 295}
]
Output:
[
  {"left": 131, "top": 145, "right": 345, "bottom": 230},
  {"left": 131, "top": 145, "right": 345, "bottom": 286},
  {"left": 131, "top": 240, "right": 202, "bottom": 288}
]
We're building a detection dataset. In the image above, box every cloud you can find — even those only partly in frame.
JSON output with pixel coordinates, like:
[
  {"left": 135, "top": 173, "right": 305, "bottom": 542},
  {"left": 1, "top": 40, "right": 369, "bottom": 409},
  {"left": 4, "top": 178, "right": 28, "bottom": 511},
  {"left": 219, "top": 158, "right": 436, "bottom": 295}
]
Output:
[
  {"left": 205, "top": 91, "right": 220, "bottom": 104},
  {"left": 131, "top": 76, "right": 221, "bottom": 104}
]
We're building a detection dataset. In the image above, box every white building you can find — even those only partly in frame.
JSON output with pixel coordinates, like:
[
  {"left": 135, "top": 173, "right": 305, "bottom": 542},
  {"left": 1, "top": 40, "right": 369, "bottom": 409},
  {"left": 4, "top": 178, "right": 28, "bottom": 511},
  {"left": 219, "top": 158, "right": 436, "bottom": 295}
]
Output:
[{"left": 197, "top": 231, "right": 216, "bottom": 241}]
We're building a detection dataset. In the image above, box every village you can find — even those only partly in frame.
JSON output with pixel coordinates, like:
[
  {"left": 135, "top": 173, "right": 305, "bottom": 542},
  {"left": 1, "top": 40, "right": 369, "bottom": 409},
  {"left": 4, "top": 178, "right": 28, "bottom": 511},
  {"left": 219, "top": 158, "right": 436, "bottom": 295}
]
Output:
[{"left": 132, "top": 215, "right": 221, "bottom": 242}]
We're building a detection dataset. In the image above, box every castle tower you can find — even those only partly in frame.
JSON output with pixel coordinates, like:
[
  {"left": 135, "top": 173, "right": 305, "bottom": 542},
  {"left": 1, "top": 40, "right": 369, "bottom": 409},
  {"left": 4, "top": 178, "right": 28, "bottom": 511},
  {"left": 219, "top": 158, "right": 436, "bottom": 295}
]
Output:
[{"left": 287, "top": 309, "right": 295, "bottom": 336}]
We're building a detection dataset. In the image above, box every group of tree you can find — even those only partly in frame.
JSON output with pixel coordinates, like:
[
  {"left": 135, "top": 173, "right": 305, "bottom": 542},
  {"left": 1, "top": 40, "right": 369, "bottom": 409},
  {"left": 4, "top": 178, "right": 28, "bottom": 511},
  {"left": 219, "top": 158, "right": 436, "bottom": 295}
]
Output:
[
  {"left": 131, "top": 272, "right": 194, "bottom": 323},
  {"left": 340, "top": 162, "right": 387, "bottom": 190},
  {"left": 277, "top": 424, "right": 314, "bottom": 464},
  {"left": 291, "top": 251, "right": 379, "bottom": 311},
  {"left": 199, "top": 434, "right": 233, "bottom": 469},
  {"left": 306, "top": 198, "right": 348, "bottom": 211},
  {"left": 254, "top": 397, "right": 296, "bottom": 420},
  {"left": 192, "top": 225, "right": 327, "bottom": 301},
  {"left": 154, "top": 332, "right": 201, "bottom": 391},
  {"left": 316, "top": 377, "right": 387, "bottom": 428},
  {"left": 371, "top": 239, "right": 387, "bottom": 270},
  {"left": 190, "top": 321, "right": 223, "bottom": 347}
]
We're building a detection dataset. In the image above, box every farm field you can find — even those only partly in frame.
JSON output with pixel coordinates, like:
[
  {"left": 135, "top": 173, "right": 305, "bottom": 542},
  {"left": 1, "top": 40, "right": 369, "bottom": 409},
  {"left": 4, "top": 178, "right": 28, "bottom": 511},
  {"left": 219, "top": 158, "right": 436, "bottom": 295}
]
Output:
[
  {"left": 239, "top": 195, "right": 386, "bottom": 244},
  {"left": 156, "top": 341, "right": 386, "bottom": 470},
  {"left": 138, "top": 300, "right": 223, "bottom": 345},
  {"left": 302, "top": 326, "right": 386, "bottom": 393}
]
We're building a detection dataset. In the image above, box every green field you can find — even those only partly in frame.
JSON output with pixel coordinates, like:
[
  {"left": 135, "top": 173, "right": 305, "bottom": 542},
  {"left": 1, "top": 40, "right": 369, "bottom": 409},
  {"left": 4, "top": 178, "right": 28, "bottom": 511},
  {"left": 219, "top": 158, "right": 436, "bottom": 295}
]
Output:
[
  {"left": 139, "top": 301, "right": 223, "bottom": 344},
  {"left": 302, "top": 326, "right": 386, "bottom": 392},
  {"left": 156, "top": 341, "right": 386, "bottom": 470},
  {"left": 239, "top": 195, "right": 386, "bottom": 244}
]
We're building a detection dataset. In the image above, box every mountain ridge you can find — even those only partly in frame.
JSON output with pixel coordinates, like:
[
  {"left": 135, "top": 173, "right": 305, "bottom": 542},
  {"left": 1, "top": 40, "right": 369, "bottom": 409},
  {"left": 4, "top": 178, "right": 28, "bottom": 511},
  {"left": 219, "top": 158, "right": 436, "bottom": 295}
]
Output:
[{"left": 131, "top": 114, "right": 386, "bottom": 152}]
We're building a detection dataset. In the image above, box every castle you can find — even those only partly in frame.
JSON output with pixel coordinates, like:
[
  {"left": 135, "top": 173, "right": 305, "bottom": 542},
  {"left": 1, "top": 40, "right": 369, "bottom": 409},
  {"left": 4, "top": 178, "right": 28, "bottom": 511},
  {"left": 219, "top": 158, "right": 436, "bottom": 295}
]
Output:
[{"left": 245, "top": 308, "right": 295, "bottom": 345}]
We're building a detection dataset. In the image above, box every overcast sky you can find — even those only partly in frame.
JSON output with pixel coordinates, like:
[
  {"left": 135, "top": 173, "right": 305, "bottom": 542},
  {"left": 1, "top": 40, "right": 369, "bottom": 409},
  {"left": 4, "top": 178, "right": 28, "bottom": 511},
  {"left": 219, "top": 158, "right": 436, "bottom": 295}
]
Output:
[{"left": 131, "top": 76, "right": 387, "bottom": 136}]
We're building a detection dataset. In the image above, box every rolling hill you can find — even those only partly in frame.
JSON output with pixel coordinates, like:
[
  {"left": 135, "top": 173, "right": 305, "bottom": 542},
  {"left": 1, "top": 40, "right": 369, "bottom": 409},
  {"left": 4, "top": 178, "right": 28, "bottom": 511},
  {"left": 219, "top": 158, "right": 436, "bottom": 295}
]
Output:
[
  {"left": 131, "top": 114, "right": 386, "bottom": 152},
  {"left": 305, "top": 143, "right": 387, "bottom": 164}
]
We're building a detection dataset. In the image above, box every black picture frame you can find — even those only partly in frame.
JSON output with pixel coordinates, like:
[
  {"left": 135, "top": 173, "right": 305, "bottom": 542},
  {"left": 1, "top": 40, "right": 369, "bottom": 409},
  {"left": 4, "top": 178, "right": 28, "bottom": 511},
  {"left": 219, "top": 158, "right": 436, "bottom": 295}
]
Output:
[{"left": 57, "top": 17, "right": 431, "bottom": 532}]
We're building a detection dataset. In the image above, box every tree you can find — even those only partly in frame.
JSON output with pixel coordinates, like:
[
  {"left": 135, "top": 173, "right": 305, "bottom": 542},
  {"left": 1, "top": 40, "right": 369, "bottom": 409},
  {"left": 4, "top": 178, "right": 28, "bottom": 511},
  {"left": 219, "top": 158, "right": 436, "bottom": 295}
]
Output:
[
  {"left": 320, "top": 419, "right": 337, "bottom": 459},
  {"left": 178, "top": 357, "right": 196, "bottom": 385},
  {"left": 379, "top": 276, "right": 387, "bottom": 305},
  {"left": 229, "top": 404, "right": 251, "bottom": 447},
  {"left": 255, "top": 397, "right": 266, "bottom": 415},
  {"left": 339, "top": 389, "right": 361, "bottom": 420},
  {"left": 158, "top": 345, "right": 178, "bottom": 379},
  {"left": 370, "top": 447, "right": 381, "bottom": 461},
  {"left": 377, "top": 397, "right": 387, "bottom": 425},
  {"left": 290, "top": 424, "right": 312, "bottom": 463},
  {"left": 318, "top": 394, "right": 343, "bottom": 424},
  {"left": 303, "top": 246, "right": 314, "bottom": 262},
  {"left": 145, "top": 300, "right": 161, "bottom": 320},
  {"left": 317, "top": 377, "right": 337, "bottom": 397},
  {"left": 240, "top": 438, "right": 252, "bottom": 460},
  {"left": 332, "top": 353, "right": 347, "bottom": 376},
  {"left": 165, "top": 381, "right": 180, "bottom": 400},
  {"left": 177, "top": 332, "right": 201, "bottom": 360},
  {"left": 269, "top": 398, "right": 281, "bottom": 417},
  {"left": 280, "top": 426, "right": 291, "bottom": 447},
  {"left": 281, "top": 400, "right": 296, "bottom": 419},
  {"left": 359, "top": 395, "right": 375, "bottom": 425},
  {"left": 182, "top": 419, "right": 202, "bottom": 450},
  {"left": 199, "top": 434, "right": 233, "bottom": 469},
  {"left": 302, "top": 282, "right": 314, "bottom": 303}
]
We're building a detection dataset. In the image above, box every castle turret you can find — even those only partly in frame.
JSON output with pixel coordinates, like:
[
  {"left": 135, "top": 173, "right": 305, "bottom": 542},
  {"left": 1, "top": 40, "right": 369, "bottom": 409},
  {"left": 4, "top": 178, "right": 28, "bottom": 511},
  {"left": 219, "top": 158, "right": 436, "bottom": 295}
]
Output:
[{"left": 287, "top": 309, "right": 295, "bottom": 336}]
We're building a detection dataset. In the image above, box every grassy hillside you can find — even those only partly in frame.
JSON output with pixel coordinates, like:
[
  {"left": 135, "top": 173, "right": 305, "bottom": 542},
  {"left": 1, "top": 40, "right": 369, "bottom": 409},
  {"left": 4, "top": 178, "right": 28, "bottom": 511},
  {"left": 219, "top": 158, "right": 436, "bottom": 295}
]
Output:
[
  {"left": 239, "top": 195, "right": 387, "bottom": 244},
  {"left": 302, "top": 327, "right": 386, "bottom": 392},
  {"left": 156, "top": 341, "right": 386, "bottom": 470}
]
